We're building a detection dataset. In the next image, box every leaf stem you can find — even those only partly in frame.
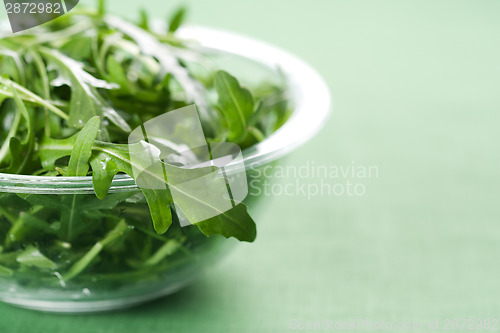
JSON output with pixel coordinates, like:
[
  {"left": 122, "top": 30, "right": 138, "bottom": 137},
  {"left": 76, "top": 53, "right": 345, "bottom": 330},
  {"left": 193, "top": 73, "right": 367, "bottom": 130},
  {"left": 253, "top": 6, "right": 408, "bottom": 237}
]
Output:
[
  {"left": 248, "top": 126, "right": 266, "bottom": 142},
  {"left": 62, "top": 220, "right": 131, "bottom": 282},
  {"left": 0, "top": 77, "right": 69, "bottom": 120},
  {"left": 143, "top": 239, "right": 181, "bottom": 266}
]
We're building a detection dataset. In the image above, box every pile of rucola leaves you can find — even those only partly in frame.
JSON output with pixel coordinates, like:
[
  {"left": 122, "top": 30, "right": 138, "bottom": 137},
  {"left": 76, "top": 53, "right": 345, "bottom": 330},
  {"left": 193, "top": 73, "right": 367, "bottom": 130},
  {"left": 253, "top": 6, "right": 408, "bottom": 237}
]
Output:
[{"left": 0, "top": 2, "right": 289, "bottom": 283}]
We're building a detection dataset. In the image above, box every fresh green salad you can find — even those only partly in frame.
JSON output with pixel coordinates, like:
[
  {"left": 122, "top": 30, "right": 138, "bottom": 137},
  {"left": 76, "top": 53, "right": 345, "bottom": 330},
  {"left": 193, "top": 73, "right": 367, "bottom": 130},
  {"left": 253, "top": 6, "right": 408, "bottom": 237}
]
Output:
[{"left": 0, "top": 2, "right": 289, "bottom": 287}]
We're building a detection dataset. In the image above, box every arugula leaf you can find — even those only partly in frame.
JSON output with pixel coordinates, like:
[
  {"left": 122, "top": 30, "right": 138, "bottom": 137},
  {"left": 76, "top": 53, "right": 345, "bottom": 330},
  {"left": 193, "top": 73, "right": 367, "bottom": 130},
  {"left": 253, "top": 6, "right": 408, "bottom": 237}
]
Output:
[
  {"left": 0, "top": 100, "right": 22, "bottom": 165},
  {"left": 90, "top": 140, "right": 256, "bottom": 241},
  {"left": 97, "top": 0, "right": 106, "bottom": 16},
  {"left": 28, "top": 50, "right": 52, "bottom": 137},
  {"left": 215, "top": 70, "right": 254, "bottom": 143},
  {"left": 40, "top": 48, "right": 131, "bottom": 133},
  {"left": 39, "top": 134, "right": 77, "bottom": 170},
  {"left": 105, "top": 56, "right": 133, "bottom": 94},
  {"left": 0, "top": 76, "right": 68, "bottom": 120},
  {"left": 168, "top": 7, "right": 187, "bottom": 33},
  {"left": 138, "top": 9, "right": 149, "bottom": 30},
  {"left": 67, "top": 116, "right": 100, "bottom": 176},
  {"left": 63, "top": 220, "right": 131, "bottom": 281},
  {"left": 105, "top": 16, "right": 218, "bottom": 134},
  {"left": 90, "top": 141, "right": 174, "bottom": 234},
  {"left": 143, "top": 239, "right": 182, "bottom": 266},
  {"left": 196, "top": 203, "right": 256, "bottom": 242},
  {"left": 17, "top": 246, "right": 57, "bottom": 270},
  {"left": 0, "top": 49, "right": 26, "bottom": 86},
  {"left": 0, "top": 265, "right": 13, "bottom": 276},
  {"left": 0, "top": 88, "right": 35, "bottom": 174}
]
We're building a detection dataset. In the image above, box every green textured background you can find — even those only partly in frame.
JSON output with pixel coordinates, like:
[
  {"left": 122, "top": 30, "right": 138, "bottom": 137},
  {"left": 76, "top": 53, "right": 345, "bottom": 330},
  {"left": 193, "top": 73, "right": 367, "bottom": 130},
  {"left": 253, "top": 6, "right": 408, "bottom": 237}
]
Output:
[{"left": 1, "top": 0, "right": 500, "bottom": 332}]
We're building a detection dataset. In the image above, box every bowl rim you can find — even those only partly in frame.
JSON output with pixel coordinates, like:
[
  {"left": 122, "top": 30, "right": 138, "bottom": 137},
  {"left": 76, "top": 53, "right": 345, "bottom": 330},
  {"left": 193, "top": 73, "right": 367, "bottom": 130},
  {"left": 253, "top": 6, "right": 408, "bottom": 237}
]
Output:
[{"left": 0, "top": 25, "right": 332, "bottom": 193}]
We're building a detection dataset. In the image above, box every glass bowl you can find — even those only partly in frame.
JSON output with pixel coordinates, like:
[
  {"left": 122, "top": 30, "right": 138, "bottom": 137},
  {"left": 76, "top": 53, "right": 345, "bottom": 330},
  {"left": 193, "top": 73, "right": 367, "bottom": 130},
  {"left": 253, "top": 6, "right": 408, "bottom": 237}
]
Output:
[{"left": 0, "top": 26, "right": 331, "bottom": 313}]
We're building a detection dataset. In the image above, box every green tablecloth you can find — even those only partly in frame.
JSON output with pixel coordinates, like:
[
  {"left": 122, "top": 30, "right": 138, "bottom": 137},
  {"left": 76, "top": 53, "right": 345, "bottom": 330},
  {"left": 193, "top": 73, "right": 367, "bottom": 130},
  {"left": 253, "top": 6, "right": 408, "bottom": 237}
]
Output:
[{"left": 1, "top": 0, "right": 499, "bottom": 332}]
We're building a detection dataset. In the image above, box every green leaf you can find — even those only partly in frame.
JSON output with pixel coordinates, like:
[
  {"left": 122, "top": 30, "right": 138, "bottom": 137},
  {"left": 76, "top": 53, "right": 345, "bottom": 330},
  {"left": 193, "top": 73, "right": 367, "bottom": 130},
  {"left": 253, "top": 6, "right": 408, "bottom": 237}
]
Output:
[
  {"left": 39, "top": 134, "right": 77, "bottom": 170},
  {"left": 90, "top": 140, "right": 256, "bottom": 241},
  {"left": 168, "top": 7, "right": 187, "bottom": 33},
  {"left": 0, "top": 76, "right": 68, "bottom": 120},
  {"left": 17, "top": 246, "right": 57, "bottom": 269},
  {"left": 79, "top": 191, "right": 137, "bottom": 211},
  {"left": 195, "top": 203, "right": 256, "bottom": 242},
  {"left": 143, "top": 239, "right": 181, "bottom": 266},
  {"left": 18, "top": 212, "right": 59, "bottom": 235},
  {"left": 97, "top": 0, "right": 106, "bottom": 16},
  {"left": 141, "top": 188, "right": 173, "bottom": 234},
  {"left": 89, "top": 142, "right": 173, "bottom": 234},
  {"left": 0, "top": 49, "right": 26, "bottom": 86},
  {"left": 21, "top": 192, "right": 130, "bottom": 241},
  {"left": 0, "top": 99, "right": 22, "bottom": 164},
  {"left": 67, "top": 116, "right": 101, "bottom": 176},
  {"left": 22, "top": 194, "right": 68, "bottom": 211},
  {"left": 40, "top": 48, "right": 131, "bottom": 133},
  {"left": 60, "top": 194, "right": 82, "bottom": 241},
  {"left": 62, "top": 220, "right": 131, "bottom": 281},
  {"left": 105, "top": 56, "right": 133, "bottom": 94},
  {"left": 215, "top": 70, "right": 254, "bottom": 143},
  {"left": 105, "top": 16, "right": 218, "bottom": 133},
  {"left": 0, "top": 264, "right": 13, "bottom": 276},
  {"left": 28, "top": 50, "right": 52, "bottom": 137},
  {"left": 0, "top": 87, "right": 36, "bottom": 174},
  {"left": 138, "top": 9, "right": 149, "bottom": 30}
]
